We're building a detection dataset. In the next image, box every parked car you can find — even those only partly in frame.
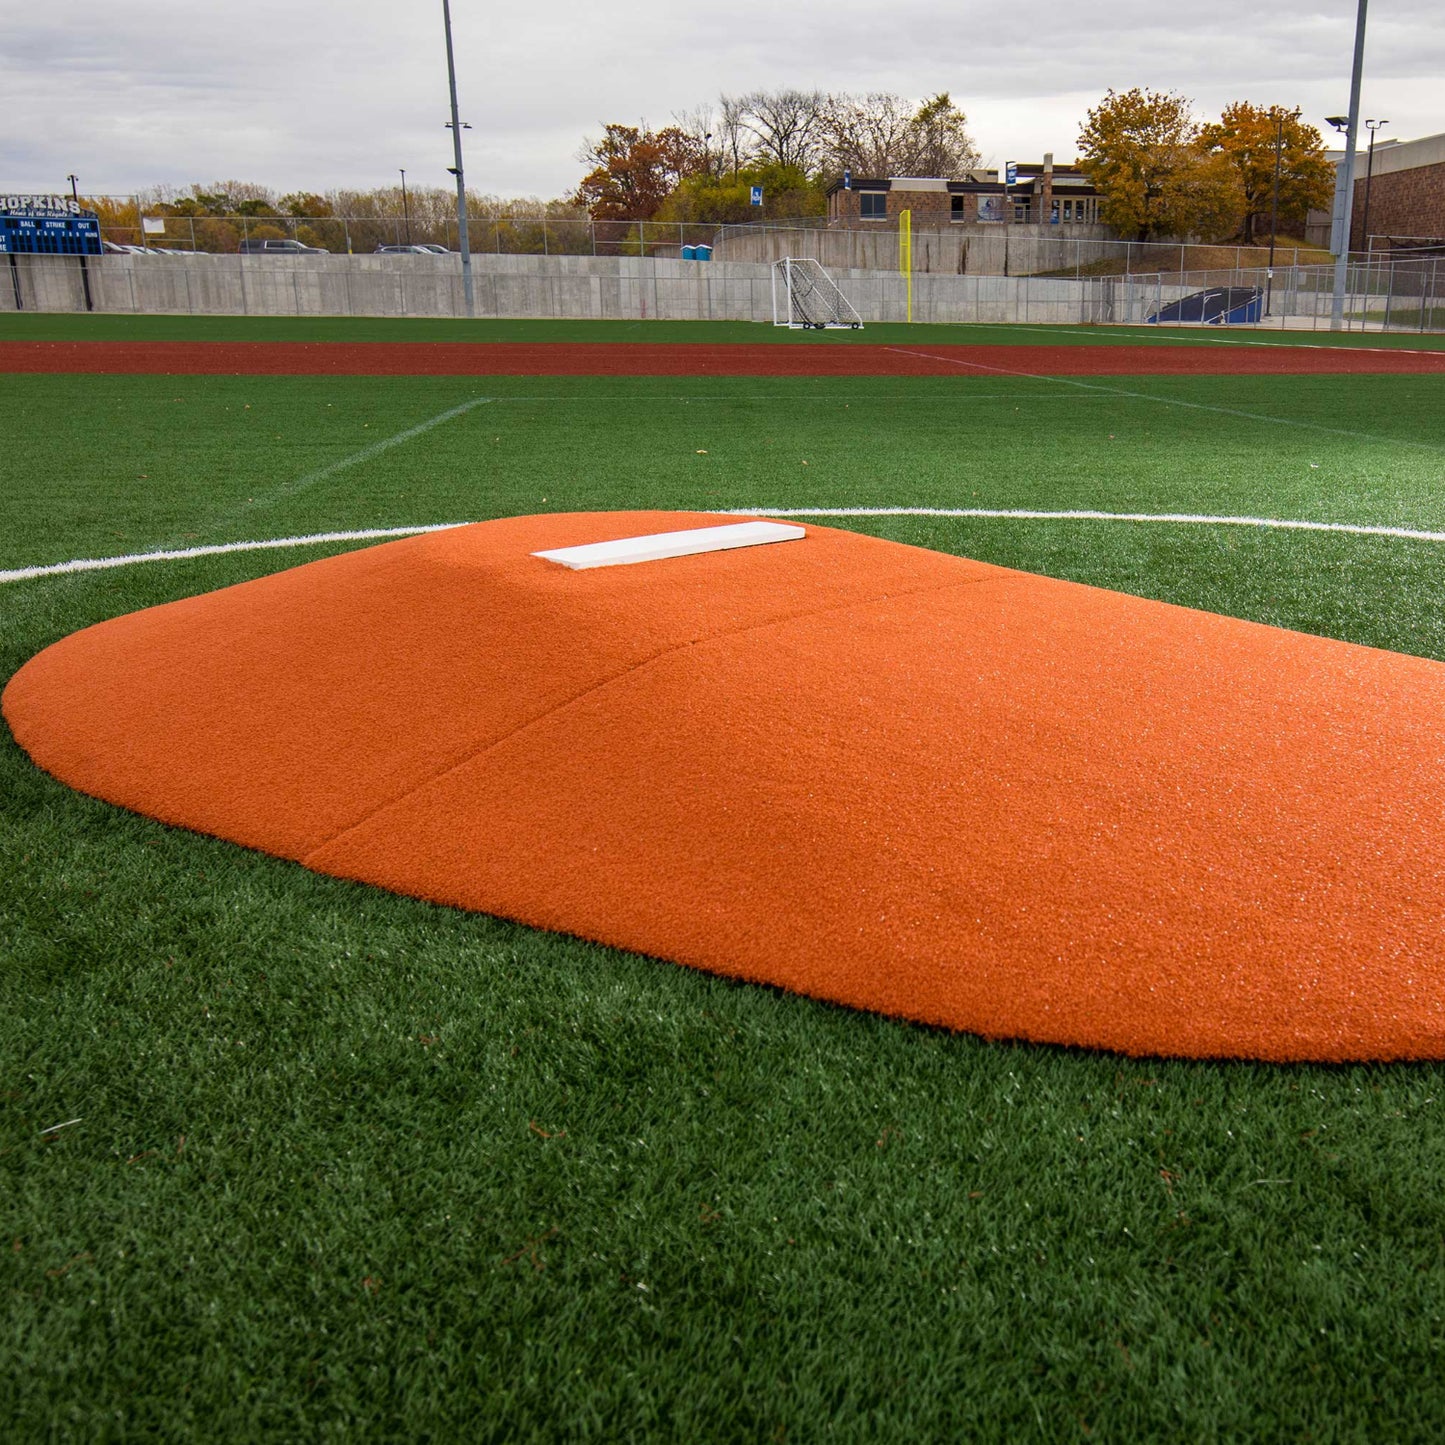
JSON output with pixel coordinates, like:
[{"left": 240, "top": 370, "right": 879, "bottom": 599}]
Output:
[{"left": 238, "top": 238, "right": 326, "bottom": 255}]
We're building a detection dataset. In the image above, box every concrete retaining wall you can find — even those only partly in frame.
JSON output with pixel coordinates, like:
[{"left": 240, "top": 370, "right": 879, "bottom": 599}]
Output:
[
  {"left": 3, "top": 251, "right": 1207, "bottom": 326},
  {"left": 712, "top": 223, "right": 1121, "bottom": 276},
  {"left": 3, "top": 253, "right": 776, "bottom": 321}
]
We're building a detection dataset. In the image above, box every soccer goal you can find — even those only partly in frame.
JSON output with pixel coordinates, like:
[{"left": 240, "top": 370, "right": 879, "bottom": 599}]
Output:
[{"left": 771, "top": 257, "right": 863, "bottom": 330}]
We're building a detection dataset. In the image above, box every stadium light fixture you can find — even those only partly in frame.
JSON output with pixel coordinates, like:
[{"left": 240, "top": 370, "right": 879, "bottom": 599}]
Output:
[{"left": 1361, "top": 119, "right": 1389, "bottom": 253}]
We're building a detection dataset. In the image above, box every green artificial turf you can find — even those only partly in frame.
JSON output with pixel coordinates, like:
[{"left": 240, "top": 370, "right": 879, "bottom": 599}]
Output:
[
  {"left": 3, "top": 357, "right": 1445, "bottom": 1440},
  {"left": 3, "top": 310, "right": 1445, "bottom": 348}
]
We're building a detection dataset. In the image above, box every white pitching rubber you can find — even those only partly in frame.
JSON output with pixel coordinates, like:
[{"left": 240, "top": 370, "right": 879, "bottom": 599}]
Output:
[{"left": 533, "top": 521, "right": 806, "bottom": 570}]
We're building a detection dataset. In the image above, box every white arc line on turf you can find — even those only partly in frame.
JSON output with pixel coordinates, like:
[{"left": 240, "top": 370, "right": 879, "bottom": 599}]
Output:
[
  {"left": 883, "top": 346, "right": 1445, "bottom": 451},
  {"left": 12, "top": 508, "right": 1445, "bottom": 588},
  {"left": 737, "top": 507, "right": 1445, "bottom": 546},
  {"left": 0, "top": 524, "right": 468, "bottom": 585}
]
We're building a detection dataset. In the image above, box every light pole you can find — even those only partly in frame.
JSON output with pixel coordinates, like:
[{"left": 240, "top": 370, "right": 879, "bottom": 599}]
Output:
[
  {"left": 66, "top": 173, "right": 94, "bottom": 311},
  {"left": 1361, "top": 118, "right": 1388, "bottom": 254},
  {"left": 400, "top": 168, "right": 411, "bottom": 244},
  {"left": 441, "top": 0, "right": 474, "bottom": 315},
  {"left": 1327, "top": 0, "right": 1368, "bottom": 330},
  {"left": 1265, "top": 107, "right": 1300, "bottom": 316}
]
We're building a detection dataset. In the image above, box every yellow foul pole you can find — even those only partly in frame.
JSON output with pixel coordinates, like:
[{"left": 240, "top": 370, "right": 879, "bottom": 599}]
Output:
[{"left": 899, "top": 209, "right": 912, "bottom": 323}]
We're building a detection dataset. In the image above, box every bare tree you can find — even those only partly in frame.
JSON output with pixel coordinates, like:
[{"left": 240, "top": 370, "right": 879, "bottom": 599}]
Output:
[
  {"left": 715, "top": 95, "right": 755, "bottom": 175},
  {"left": 818, "top": 93, "right": 917, "bottom": 177},
  {"left": 737, "top": 89, "right": 828, "bottom": 172},
  {"left": 904, "top": 94, "right": 980, "bottom": 177},
  {"left": 673, "top": 105, "right": 712, "bottom": 169},
  {"left": 818, "top": 92, "right": 980, "bottom": 179}
]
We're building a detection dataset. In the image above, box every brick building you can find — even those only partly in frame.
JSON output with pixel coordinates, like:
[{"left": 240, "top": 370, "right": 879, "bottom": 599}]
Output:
[
  {"left": 1345, "top": 131, "right": 1445, "bottom": 251},
  {"left": 1307, "top": 131, "right": 1445, "bottom": 251},
  {"left": 826, "top": 156, "right": 1101, "bottom": 227}
]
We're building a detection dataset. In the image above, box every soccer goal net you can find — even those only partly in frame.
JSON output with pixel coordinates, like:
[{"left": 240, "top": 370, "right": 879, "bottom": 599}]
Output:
[{"left": 771, "top": 257, "right": 863, "bottom": 330}]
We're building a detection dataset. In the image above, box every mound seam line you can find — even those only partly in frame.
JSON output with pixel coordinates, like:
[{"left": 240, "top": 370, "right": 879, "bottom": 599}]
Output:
[{"left": 299, "top": 573, "right": 999, "bottom": 865}]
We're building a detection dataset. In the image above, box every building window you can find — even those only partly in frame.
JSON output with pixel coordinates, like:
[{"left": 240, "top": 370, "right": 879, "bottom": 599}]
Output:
[{"left": 860, "top": 192, "right": 887, "bottom": 220}]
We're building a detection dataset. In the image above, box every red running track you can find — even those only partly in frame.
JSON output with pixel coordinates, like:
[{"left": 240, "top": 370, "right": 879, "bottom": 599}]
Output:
[{"left": 4, "top": 340, "right": 1445, "bottom": 377}]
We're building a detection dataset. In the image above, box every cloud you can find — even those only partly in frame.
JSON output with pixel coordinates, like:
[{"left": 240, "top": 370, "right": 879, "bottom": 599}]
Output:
[{"left": 4, "top": 0, "right": 1441, "bottom": 199}]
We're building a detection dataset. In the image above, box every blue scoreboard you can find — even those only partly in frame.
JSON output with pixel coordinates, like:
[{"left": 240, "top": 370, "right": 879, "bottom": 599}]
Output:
[{"left": 1, "top": 195, "right": 103, "bottom": 255}]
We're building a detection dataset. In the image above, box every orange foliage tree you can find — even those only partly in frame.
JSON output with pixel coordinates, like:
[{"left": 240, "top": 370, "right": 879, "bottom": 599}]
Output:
[{"left": 573, "top": 125, "right": 707, "bottom": 221}]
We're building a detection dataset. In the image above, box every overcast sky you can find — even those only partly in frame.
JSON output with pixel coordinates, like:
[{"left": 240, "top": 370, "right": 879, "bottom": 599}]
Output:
[{"left": 5, "top": 1, "right": 1443, "bottom": 202}]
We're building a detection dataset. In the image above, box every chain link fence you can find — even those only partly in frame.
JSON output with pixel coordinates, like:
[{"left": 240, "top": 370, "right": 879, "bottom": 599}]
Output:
[
  {"left": 94, "top": 212, "right": 1330, "bottom": 277},
  {"left": 101, "top": 213, "right": 752, "bottom": 258}
]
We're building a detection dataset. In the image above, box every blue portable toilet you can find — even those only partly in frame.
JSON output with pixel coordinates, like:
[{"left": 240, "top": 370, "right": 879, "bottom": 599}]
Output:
[
  {"left": 694, "top": 244, "right": 712, "bottom": 261},
  {"left": 681, "top": 244, "right": 697, "bottom": 260}
]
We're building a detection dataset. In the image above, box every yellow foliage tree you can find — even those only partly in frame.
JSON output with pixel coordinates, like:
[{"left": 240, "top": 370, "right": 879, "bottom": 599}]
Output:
[
  {"left": 1078, "top": 88, "right": 1241, "bottom": 241},
  {"left": 1199, "top": 104, "right": 1334, "bottom": 243},
  {"left": 83, "top": 195, "right": 140, "bottom": 246}
]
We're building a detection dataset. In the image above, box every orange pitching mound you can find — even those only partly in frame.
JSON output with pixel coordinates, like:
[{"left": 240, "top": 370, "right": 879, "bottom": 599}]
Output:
[{"left": 6, "top": 511, "right": 1445, "bottom": 1062}]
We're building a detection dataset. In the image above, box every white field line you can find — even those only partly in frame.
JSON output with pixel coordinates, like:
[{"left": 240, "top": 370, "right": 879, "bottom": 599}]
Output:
[
  {"left": 737, "top": 506, "right": 1445, "bottom": 546},
  {"left": 10, "top": 507, "right": 1445, "bottom": 588},
  {"left": 883, "top": 345, "right": 1445, "bottom": 450},
  {"left": 960, "top": 322, "right": 1445, "bottom": 357},
  {"left": 486, "top": 392, "right": 1102, "bottom": 403},
  {"left": 3, "top": 395, "right": 495, "bottom": 586},
  {"left": 230, "top": 394, "right": 494, "bottom": 516},
  {"left": 0, "top": 524, "right": 468, "bottom": 586}
]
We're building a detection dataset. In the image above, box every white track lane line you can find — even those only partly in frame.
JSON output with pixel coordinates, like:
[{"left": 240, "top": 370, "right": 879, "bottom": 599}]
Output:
[
  {"left": 10, "top": 508, "right": 1445, "bottom": 588},
  {"left": 883, "top": 346, "right": 1445, "bottom": 450}
]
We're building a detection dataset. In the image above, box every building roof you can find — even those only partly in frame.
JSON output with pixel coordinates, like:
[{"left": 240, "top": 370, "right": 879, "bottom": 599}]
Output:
[
  {"left": 825, "top": 164, "right": 1097, "bottom": 199},
  {"left": 1327, "top": 130, "right": 1445, "bottom": 177}
]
